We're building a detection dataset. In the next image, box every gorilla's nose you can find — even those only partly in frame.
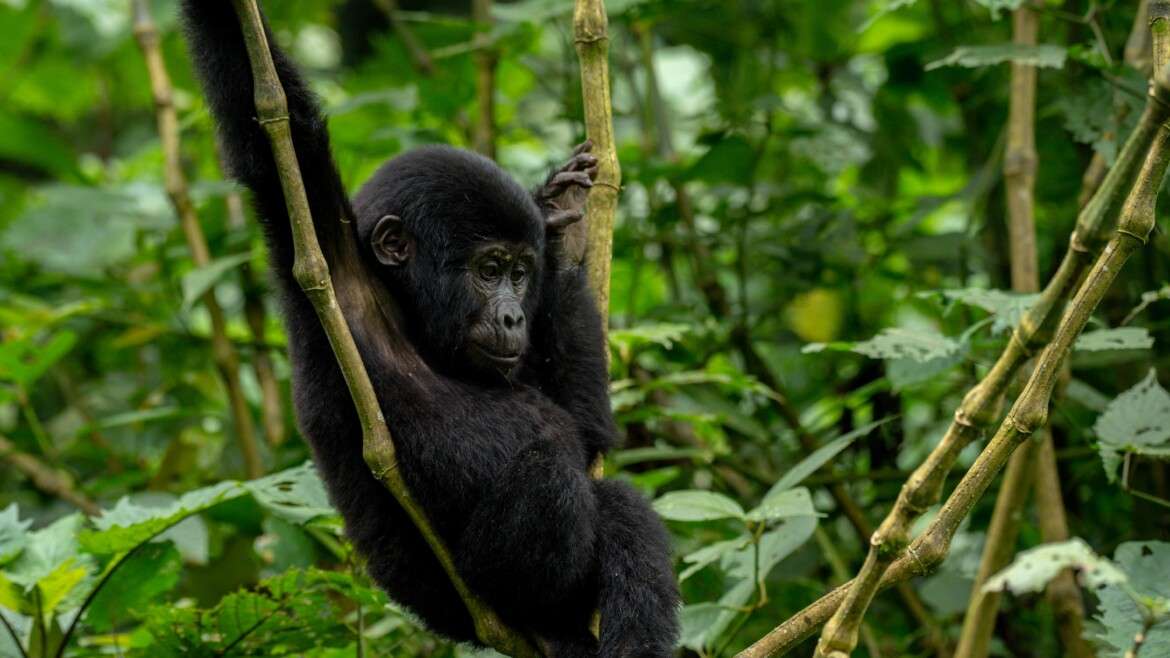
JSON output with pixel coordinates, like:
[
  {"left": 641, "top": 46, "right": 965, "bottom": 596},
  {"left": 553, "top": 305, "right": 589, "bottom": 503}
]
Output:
[{"left": 499, "top": 304, "right": 525, "bottom": 333}]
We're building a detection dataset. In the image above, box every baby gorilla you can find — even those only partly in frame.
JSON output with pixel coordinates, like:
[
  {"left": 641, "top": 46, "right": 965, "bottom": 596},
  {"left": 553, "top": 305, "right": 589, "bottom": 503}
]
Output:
[{"left": 181, "top": 2, "right": 680, "bottom": 656}]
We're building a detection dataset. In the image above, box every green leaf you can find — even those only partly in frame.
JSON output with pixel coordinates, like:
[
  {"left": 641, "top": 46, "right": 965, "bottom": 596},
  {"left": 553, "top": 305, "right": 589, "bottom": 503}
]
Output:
[
  {"left": 81, "top": 481, "right": 245, "bottom": 555},
  {"left": 3, "top": 514, "right": 93, "bottom": 616},
  {"left": 653, "top": 490, "right": 745, "bottom": 522},
  {"left": 84, "top": 542, "right": 182, "bottom": 631},
  {"left": 859, "top": 0, "right": 918, "bottom": 32},
  {"left": 608, "top": 323, "right": 690, "bottom": 352},
  {"left": 679, "top": 535, "right": 751, "bottom": 582},
  {"left": 767, "top": 419, "right": 890, "bottom": 493},
  {"left": 745, "top": 487, "right": 816, "bottom": 523},
  {"left": 926, "top": 44, "right": 1067, "bottom": 71},
  {"left": 180, "top": 252, "right": 253, "bottom": 310},
  {"left": 807, "top": 328, "right": 967, "bottom": 389},
  {"left": 727, "top": 515, "right": 818, "bottom": 579},
  {"left": 1075, "top": 327, "right": 1154, "bottom": 353},
  {"left": 0, "top": 505, "right": 31, "bottom": 566},
  {"left": 983, "top": 539, "right": 1126, "bottom": 595},
  {"left": 0, "top": 331, "right": 77, "bottom": 388},
  {"left": 926, "top": 287, "right": 1039, "bottom": 335},
  {"left": 1093, "top": 542, "right": 1170, "bottom": 657},
  {"left": 1094, "top": 370, "right": 1170, "bottom": 482},
  {"left": 245, "top": 462, "right": 338, "bottom": 525},
  {"left": 974, "top": 0, "right": 1023, "bottom": 19}
]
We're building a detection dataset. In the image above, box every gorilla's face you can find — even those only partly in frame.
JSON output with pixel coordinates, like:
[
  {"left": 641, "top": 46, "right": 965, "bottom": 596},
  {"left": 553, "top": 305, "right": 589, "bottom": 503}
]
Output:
[
  {"left": 367, "top": 213, "right": 541, "bottom": 379},
  {"left": 463, "top": 243, "right": 536, "bottom": 374}
]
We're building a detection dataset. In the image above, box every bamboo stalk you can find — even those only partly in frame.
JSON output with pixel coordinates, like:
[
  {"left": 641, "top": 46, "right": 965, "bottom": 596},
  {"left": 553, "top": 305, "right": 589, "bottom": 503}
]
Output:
[
  {"left": 574, "top": 0, "right": 620, "bottom": 318},
  {"left": 132, "top": 0, "right": 263, "bottom": 479},
  {"left": 954, "top": 5, "right": 1044, "bottom": 656},
  {"left": 225, "top": 2, "right": 539, "bottom": 655},
  {"left": 740, "top": 10, "right": 1170, "bottom": 658},
  {"left": 472, "top": 0, "right": 497, "bottom": 159}
]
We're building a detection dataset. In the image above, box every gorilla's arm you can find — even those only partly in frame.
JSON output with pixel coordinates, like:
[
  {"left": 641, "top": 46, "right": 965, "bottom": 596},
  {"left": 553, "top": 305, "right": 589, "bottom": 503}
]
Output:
[
  {"left": 181, "top": 1, "right": 354, "bottom": 280},
  {"left": 521, "top": 145, "right": 617, "bottom": 461}
]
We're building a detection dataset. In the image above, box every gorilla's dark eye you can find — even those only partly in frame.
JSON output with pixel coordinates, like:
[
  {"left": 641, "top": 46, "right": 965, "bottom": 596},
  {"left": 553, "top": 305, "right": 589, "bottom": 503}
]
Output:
[
  {"left": 479, "top": 260, "right": 502, "bottom": 280},
  {"left": 510, "top": 266, "right": 527, "bottom": 284}
]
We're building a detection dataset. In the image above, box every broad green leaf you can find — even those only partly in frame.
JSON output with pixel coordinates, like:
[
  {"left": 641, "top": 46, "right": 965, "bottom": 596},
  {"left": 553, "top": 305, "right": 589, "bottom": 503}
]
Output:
[
  {"left": 926, "top": 44, "right": 1067, "bottom": 71},
  {"left": 746, "top": 487, "right": 816, "bottom": 523},
  {"left": 767, "top": 419, "right": 890, "bottom": 493},
  {"left": 6, "top": 514, "right": 84, "bottom": 589},
  {"left": 81, "top": 481, "right": 245, "bottom": 555},
  {"left": 0, "top": 331, "right": 77, "bottom": 387},
  {"left": 1075, "top": 327, "right": 1154, "bottom": 353},
  {"left": 83, "top": 540, "right": 183, "bottom": 630},
  {"left": 983, "top": 539, "right": 1126, "bottom": 595},
  {"left": 0, "top": 505, "right": 31, "bottom": 566},
  {"left": 653, "top": 490, "right": 745, "bottom": 522},
  {"left": 1094, "top": 370, "right": 1170, "bottom": 482},
  {"left": 807, "top": 328, "right": 967, "bottom": 389},
  {"left": 678, "top": 579, "right": 755, "bottom": 652},
  {"left": 245, "top": 462, "right": 337, "bottom": 525},
  {"left": 180, "top": 252, "right": 253, "bottom": 310}
]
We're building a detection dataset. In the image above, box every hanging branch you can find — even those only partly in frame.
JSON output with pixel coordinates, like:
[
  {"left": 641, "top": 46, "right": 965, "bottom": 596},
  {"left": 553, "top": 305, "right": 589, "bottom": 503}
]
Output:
[
  {"left": 574, "top": 0, "right": 620, "bottom": 319},
  {"left": 225, "top": 2, "right": 539, "bottom": 655},
  {"left": 740, "top": 8, "right": 1170, "bottom": 657},
  {"left": 472, "top": 0, "right": 497, "bottom": 159},
  {"left": 132, "top": 0, "right": 263, "bottom": 479}
]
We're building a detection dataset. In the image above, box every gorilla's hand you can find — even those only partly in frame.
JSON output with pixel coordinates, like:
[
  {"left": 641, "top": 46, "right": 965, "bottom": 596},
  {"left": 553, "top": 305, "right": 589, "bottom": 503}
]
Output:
[{"left": 535, "top": 140, "right": 598, "bottom": 233}]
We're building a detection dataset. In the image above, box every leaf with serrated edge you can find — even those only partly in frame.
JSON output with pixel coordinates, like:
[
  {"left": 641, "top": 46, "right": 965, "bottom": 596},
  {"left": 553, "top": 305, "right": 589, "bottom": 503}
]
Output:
[
  {"left": 1094, "top": 370, "right": 1170, "bottom": 482},
  {"left": 983, "top": 539, "right": 1126, "bottom": 595}
]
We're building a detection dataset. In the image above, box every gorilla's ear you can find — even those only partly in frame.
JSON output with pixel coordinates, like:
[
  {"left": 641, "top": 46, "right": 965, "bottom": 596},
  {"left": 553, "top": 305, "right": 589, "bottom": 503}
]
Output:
[{"left": 370, "top": 215, "right": 412, "bottom": 267}]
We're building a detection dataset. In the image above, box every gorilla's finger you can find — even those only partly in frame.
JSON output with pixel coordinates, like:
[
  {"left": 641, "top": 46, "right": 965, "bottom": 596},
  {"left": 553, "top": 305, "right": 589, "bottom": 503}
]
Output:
[
  {"left": 571, "top": 139, "right": 594, "bottom": 156},
  {"left": 566, "top": 153, "right": 598, "bottom": 172},
  {"left": 550, "top": 170, "right": 594, "bottom": 192},
  {"left": 547, "top": 208, "right": 585, "bottom": 230},
  {"left": 585, "top": 164, "right": 599, "bottom": 181}
]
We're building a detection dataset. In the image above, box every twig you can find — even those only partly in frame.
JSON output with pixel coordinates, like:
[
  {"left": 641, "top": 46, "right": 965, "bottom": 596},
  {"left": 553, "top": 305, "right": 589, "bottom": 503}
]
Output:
[
  {"left": 132, "top": 0, "right": 263, "bottom": 478},
  {"left": 373, "top": 0, "right": 436, "bottom": 76},
  {"left": 225, "top": 2, "right": 539, "bottom": 655},
  {"left": 740, "top": 7, "right": 1170, "bottom": 657},
  {"left": 0, "top": 434, "right": 98, "bottom": 515}
]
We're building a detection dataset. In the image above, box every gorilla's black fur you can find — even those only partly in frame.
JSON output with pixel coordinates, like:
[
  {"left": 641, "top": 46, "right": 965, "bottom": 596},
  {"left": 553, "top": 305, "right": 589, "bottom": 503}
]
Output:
[{"left": 181, "top": 3, "right": 679, "bottom": 656}]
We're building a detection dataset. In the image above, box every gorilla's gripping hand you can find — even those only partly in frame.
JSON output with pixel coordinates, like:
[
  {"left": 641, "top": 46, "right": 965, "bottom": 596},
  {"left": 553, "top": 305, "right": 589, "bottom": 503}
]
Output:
[{"left": 535, "top": 140, "right": 598, "bottom": 271}]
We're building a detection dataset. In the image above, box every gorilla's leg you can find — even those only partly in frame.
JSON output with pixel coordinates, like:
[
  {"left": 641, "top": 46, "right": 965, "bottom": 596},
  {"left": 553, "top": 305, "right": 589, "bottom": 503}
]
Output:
[{"left": 594, "top": 480, "right": 680, "bottom": 658}]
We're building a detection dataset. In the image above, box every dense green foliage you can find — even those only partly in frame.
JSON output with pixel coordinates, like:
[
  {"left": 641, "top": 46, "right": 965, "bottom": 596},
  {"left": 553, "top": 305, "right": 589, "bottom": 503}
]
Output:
[{"left": 0, "top": 0, "right": 1168, "bottom": 656}]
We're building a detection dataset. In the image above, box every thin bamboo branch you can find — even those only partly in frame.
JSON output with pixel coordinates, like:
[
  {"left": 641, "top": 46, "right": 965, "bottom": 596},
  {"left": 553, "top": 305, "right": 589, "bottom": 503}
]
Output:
[
  {"left": 740, "top": 9, "right": 1170, "bottom": 658},
  {"left": 223, "top": 173, "right": 287, "bottom": 447},
  {"left": 574, "top": 0, "right": 620, "bottom": 318},
  {"left": 0, "top": 434, "right": 99, "bottom": 515},
  {"left": 225, "top": 2, "right": 539, "bottom": 655},
  {"left": 472, "top": 0, "right": 497, "bottom": 159},
  {"left": 373, "top": 0, "right": 436, "bottom": 76},
  {"left": 132, "top": 0, "right": 263, "bottom": 479}
]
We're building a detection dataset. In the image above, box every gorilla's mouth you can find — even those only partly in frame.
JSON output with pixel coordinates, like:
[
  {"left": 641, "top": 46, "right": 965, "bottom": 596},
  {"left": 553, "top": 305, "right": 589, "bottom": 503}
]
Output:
[{"left": 473, "top": 345, "right": 521, "bottom": 369}]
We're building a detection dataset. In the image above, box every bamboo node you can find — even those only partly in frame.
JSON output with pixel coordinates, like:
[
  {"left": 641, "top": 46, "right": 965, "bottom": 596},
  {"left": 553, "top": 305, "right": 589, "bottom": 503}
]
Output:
[
  {"left": 1009, "top": 326, "right": 1035, "bottom": 357},
  {"left": 574, "top": 34, "right": 609, "bottom": 45},
  {"left": 258, "top": 114, "right": 290, "bottom": 126},
  {"left": 1116, "top": 227, "right": 1150, "bottom": 244}
]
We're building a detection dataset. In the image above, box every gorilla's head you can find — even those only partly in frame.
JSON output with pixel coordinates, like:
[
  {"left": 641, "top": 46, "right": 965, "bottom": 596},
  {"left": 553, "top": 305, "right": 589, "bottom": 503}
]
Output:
[{"left": 352, "top": 146, "right": 545, "bottom": 379}]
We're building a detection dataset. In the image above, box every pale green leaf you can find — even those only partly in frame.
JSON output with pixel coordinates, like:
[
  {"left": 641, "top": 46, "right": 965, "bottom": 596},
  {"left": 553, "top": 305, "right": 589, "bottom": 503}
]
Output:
[
  {"left": 0, "top": 505, "right": 31, "bottom": 566},
  {"left": 1075, "top": 327, "right": 1154, "bottom": 353},
  {"left": 245, "top": 462, "right": 337, "bottom": 525},
  {"left": 926, "top": 44, "right": 1067, "bottom": 71},
  {"left": 81, "top": 481, "right": 245, "bottom": 554},
  {"left": 1093, "top": 542, "right": 1170, "bottom": 657},
  {"left": 746, "top": 487, "right": 816, "bottom": 523},
  {"left": 653, "top": 490, "right": 745, "bottom": 522},
  {"left": 679, "top": 535, "right": 750, "bottom": 582},
  {"left": 983, "top": 539, "right": 1126, "bottom": 595}
]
